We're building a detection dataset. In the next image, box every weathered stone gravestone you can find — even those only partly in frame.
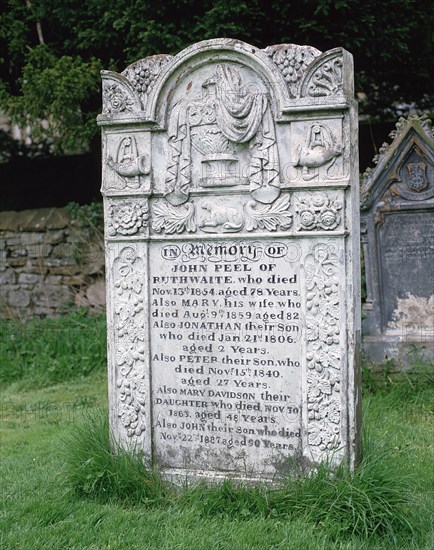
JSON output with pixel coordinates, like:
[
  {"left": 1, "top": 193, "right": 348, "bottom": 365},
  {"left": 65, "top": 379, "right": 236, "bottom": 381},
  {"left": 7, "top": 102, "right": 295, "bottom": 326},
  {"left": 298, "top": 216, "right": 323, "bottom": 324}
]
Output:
[
  {"left": 98, "top": 39, "right": 361, "bottom": 482},
  {"left": 361, "top": 115, "right": 434, "bottom": 364}
]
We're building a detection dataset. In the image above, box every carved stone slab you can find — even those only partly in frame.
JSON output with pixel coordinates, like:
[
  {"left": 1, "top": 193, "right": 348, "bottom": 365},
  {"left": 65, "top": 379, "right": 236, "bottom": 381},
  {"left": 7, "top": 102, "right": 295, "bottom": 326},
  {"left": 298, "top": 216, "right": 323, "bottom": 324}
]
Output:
[
  {"left": 99, "top": 38, "right": 361, "bottom": 482},
  {"left": 360, "top": 115, "right": 434, "bottom": 364}
]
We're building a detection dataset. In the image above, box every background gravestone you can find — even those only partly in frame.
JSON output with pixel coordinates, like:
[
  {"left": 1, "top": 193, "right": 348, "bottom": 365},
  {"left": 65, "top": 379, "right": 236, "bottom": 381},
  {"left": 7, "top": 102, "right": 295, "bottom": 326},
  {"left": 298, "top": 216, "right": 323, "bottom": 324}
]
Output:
[
  {"left": 98, "top": 39, "right": 361, "bottom": 482},
  {"left": 361, "top": 115, "right": 434, "bottom": 364}
]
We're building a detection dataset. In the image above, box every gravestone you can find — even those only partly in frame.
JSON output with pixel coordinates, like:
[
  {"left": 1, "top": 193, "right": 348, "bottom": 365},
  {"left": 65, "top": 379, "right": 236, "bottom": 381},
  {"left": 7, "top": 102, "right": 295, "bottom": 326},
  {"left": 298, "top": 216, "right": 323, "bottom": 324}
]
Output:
[
  {"left": 361, "top": 115, "right": 434, "bottom": 364},
  {"left": 98, "top": 39, "right": 361, "bottom": 482}
]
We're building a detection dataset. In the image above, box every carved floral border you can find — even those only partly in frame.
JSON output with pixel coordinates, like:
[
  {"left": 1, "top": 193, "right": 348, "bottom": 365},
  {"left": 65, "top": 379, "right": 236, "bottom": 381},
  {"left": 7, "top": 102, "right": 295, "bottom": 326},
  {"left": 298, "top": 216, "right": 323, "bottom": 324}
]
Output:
[
  {"left": 151, "top": 193, "right": 346, "bottom": 235},
  {"left": 304, "top": 243, "right": 342, "bottom": 454}
]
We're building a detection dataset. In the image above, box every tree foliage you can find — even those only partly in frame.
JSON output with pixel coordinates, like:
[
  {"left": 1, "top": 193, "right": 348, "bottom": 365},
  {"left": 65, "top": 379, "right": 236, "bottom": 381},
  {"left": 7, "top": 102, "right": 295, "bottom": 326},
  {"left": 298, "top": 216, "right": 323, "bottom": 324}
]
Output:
[
  {"left": 1, "top": 46, "right": 102, "bottom": 153},
  {"left": 0, "top": 0, "right": 432, "bottom": 154}
]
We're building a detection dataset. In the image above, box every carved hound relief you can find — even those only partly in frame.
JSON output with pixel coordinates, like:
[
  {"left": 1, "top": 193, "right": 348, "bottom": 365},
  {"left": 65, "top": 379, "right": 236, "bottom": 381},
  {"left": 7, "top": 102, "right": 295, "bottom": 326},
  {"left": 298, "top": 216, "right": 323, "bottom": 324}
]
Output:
[{"left": 199, "top": 200, "right": 244, "bottom": 233}]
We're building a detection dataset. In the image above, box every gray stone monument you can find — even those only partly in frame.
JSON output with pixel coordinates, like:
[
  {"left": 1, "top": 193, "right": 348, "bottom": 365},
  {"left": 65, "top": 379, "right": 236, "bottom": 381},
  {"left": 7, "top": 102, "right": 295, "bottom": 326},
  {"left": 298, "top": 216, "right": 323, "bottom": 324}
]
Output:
[
  {"left": 98, "top": 38, "right": 361, "bottom": 483},
  {"left": 361, "top": 115, "right": 434, "bottom": 364}
]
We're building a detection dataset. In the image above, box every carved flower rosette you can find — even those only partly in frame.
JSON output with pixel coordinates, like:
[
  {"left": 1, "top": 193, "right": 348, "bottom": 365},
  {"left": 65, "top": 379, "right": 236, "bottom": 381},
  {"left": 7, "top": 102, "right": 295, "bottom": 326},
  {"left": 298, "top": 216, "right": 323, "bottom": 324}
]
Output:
[
  {"left": 108, "top": 200, "right": 149, "bottom": 236},
  {"left": 113, "top": 247, "right": 147, "bottom": 438},
  {"left": 305, "top": 243, "right": 341, "bottom": 453},
  {"left": 296, "top": 193, "right": 342, "bottom": 231},
  {"left": 103, "top": 84, "right": 134, "bottom": 114}
]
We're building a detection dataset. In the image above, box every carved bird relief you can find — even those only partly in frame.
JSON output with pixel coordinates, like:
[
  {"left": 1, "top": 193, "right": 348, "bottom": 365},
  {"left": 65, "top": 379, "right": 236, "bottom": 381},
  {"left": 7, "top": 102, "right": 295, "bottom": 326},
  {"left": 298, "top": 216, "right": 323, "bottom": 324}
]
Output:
[
  {"left": 107, "top": 136, "right": 150, "bottom": 180},
  {"left": 294, "top": 123, "right": 342, "bottom": 180}
]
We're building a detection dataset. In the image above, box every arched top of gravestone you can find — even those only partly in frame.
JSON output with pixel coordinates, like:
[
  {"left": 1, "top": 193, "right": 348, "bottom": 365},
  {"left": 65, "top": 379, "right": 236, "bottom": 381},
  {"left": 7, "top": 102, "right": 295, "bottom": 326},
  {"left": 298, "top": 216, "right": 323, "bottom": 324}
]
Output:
[
  {"left": 146, "top": 38, "right": 290, "bottom": 126},
  {"left": 360, "top": 115, "right": 434, "bottom": 210},
  {"left": 98, "top": 38, "right": 354, "bottom": 126}
]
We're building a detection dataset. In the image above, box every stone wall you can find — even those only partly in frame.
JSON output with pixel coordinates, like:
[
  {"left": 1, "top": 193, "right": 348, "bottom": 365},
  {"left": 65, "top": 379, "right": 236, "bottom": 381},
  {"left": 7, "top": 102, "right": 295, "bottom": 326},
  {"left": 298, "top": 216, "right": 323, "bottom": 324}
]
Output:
[{"left": 0, "top": 208, "right": 105, "bottom": 318}]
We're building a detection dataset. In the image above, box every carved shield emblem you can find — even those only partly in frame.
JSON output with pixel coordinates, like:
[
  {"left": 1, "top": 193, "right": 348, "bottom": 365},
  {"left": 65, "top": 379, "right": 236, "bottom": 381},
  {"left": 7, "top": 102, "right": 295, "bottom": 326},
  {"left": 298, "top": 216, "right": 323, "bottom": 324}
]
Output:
[{"left": 406, "top": 162, "right": 427, "bottom": 192}]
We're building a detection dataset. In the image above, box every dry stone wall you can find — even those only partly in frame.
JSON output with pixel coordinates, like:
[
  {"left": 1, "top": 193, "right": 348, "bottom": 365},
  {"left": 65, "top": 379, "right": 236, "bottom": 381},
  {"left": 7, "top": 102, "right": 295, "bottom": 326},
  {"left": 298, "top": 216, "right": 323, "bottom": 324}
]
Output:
[{"left": 0, "top": 208, "right": 105, "bottom": 318}]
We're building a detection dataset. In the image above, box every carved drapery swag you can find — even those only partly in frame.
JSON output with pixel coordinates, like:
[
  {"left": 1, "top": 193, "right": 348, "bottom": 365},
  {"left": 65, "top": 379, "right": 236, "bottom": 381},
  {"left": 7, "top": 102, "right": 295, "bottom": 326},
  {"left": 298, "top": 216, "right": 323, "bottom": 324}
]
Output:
[{"left": 165, "top": 64, "right": 280, "bottom": 205}]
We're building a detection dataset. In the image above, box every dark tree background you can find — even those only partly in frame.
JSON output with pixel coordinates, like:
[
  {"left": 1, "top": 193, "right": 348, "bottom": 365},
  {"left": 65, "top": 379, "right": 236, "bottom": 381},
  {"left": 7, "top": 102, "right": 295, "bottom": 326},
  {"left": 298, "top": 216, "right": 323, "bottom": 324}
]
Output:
[{"left": 1, "top": 0, "right": 432, "bottom": 208}]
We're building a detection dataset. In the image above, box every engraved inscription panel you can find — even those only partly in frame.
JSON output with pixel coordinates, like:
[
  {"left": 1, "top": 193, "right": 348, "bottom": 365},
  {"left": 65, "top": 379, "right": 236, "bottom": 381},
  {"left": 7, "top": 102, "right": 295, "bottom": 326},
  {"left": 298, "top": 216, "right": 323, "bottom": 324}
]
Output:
[
  {"left": 150, "top": 240, "right": 302, "bottom": 476},
  {"left": 378, "top": 211, "right": 434, "bottom": 331}
]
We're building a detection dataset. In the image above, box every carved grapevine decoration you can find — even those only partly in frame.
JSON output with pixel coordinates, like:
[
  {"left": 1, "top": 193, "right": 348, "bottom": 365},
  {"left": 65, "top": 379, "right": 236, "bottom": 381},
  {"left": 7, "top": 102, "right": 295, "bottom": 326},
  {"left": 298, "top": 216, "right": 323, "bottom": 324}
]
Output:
[
  {"left": 305, "top": 243, "right": 341, "bottom": 452},
  {"left": 265, "top": 45, "right": 320, "bottom": 98},
  {"left": 122, "top": 55, "right": 173, "bottom": 105},
  {"left": 113, "top": 247, "right": 147, "bottom": 437}
]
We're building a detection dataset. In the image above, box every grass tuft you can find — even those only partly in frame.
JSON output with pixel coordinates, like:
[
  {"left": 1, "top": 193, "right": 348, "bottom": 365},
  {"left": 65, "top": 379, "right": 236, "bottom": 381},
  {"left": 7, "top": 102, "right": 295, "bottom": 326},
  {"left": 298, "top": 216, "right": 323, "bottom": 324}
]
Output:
[
  {"left": 62, "top": 408, "right": 167, "bottom": 505},
  {"left": 268, "top": 431, "right": 415, "bottom": 540}
]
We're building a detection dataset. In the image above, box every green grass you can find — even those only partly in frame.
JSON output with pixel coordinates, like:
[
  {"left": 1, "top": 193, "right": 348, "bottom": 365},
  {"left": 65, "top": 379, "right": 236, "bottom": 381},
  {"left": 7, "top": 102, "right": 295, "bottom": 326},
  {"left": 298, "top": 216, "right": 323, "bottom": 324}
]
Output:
[
  {"left": 61, "top": 406, "right": 425, "bottom": 545},
  {"left": 1, "top": 314, "right": 433, "bottom": 549},
  {"left": 0, "top": 310, "right": 106, "bottom": 388}
]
